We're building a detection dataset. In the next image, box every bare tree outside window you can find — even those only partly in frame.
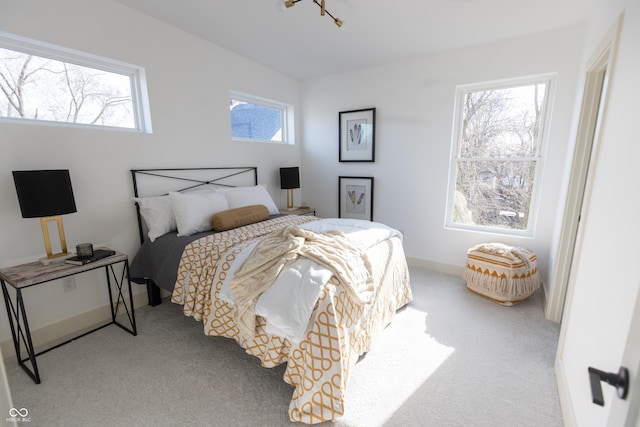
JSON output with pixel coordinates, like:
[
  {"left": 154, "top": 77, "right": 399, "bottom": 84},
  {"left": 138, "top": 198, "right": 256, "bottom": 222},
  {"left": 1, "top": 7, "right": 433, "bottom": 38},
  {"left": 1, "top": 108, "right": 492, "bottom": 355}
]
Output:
[
  {"left": 0, "top": 47, "right": 138, "bottom": 129},
  {"left": 448, "top": 77, "right": 552, "bottom": 234}
]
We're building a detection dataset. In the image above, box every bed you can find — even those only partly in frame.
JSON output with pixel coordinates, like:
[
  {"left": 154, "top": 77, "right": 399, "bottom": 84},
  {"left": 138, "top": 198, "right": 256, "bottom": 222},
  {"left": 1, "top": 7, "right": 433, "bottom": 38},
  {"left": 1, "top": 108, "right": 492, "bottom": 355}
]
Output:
[{"left": 129, "top": 167, "right": 413, "bottom": 424}]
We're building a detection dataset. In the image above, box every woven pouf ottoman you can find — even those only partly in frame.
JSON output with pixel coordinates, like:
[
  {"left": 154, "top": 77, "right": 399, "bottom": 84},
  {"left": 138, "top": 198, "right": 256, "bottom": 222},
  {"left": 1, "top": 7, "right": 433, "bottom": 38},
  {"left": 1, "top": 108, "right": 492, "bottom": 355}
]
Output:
[{"left": 463, "top": 243, "right": 541, "bottom": 306}]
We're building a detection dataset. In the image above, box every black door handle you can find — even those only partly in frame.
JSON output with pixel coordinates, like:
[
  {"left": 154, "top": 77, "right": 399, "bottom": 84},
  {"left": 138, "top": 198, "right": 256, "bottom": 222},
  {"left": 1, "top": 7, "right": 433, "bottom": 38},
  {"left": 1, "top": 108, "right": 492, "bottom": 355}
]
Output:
[{"left": 588, "top": 366, "right": 629, "bottom": 406}]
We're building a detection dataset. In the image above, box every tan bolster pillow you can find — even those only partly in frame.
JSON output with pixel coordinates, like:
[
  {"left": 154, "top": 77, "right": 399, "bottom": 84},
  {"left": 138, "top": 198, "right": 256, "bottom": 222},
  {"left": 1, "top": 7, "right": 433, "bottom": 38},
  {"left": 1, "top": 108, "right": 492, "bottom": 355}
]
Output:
[{"left": 210, "top": 204, "right": 270, "bottom": 232}]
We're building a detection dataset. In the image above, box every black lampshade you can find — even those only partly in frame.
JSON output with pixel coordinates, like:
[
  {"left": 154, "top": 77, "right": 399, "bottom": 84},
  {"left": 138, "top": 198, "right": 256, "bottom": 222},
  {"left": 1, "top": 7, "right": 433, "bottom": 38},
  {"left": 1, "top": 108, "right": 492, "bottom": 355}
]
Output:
[
  {"left": 280, "top": 167, "right": 300, "bottom": 190},
  {"left": 13, "top": 170, "right": 77, "bottom": 218}
]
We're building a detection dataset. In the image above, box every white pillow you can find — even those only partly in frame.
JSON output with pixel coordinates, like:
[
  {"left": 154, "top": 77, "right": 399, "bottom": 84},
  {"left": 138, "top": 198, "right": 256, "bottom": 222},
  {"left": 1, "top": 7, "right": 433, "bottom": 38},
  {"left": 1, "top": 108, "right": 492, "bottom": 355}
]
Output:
[
  {"left": 223, "top": 185, "right": 279, "bottom": 215},
  {"left": 133, "top": 195, "right": 176, "bottom": 242},
  {"left": 170, "top": 191, "right": 229, "bottom": 236}
]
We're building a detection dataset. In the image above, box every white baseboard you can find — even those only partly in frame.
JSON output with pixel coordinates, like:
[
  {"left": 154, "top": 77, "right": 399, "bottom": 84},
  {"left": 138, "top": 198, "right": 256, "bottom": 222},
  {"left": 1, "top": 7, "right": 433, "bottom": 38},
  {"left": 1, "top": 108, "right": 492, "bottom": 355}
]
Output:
[
  {"left": 1, "top": 291, "right": 148, "bottom": 362},
  {"left": 405, "top": 257, "right": 465, "bottom": 277}
]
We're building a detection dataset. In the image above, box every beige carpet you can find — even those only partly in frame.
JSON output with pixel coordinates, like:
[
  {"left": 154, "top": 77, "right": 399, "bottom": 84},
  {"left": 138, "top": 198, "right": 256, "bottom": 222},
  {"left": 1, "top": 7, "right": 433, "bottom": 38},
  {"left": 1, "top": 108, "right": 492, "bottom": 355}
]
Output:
[{"left": 4, "top": 267, "right": 562, "bottom": 426}]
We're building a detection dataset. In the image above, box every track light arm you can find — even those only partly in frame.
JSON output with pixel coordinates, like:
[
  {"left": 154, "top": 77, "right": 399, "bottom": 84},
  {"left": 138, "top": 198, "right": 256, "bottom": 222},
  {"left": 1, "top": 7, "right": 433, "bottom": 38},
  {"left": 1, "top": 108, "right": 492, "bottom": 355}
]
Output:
[{"left": 283, "top": 0, "right": 343, "bottom": 27}]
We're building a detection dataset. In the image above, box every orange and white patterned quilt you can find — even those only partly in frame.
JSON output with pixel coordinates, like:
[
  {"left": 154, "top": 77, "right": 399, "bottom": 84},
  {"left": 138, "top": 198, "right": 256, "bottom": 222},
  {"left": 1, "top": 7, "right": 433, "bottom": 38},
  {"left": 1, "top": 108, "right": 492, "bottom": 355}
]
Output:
[{"left": 171, "top": 215, "right": 412, "bottom": 424}]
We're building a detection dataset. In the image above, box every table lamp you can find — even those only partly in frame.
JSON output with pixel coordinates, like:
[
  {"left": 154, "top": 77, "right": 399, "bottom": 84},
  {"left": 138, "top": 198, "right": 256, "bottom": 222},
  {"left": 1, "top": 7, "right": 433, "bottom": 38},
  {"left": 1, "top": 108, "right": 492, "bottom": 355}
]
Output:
[
  {"left": 280, "top": 167, "right": 300, "bottom": 209},
  {"left": 13, "top": 170, "right": 77, "bottom": 263}
]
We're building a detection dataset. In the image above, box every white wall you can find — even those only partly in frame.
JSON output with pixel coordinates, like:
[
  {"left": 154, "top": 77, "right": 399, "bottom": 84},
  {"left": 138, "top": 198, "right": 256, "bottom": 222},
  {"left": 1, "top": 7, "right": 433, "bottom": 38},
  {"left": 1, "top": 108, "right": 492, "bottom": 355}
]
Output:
[
  {"left": 557, "top": 0, "right": 640, "bottom": 424},
  {"left": 301, "top": 26, "right": 585, "bottom": 294},
  {"left": 0, "top": 0, "right": 302, "bottom": 344}
]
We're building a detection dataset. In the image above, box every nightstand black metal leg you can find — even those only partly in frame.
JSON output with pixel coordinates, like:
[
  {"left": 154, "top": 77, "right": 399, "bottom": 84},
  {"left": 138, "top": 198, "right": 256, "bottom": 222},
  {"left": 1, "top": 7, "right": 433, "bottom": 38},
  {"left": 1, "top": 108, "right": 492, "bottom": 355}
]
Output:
[
  {"left": 105, "top": 260, "right": 137, "bottom": 336},
  {"left": 125, "top": 260, "right": 137, "bottom": 335},
  {"left": 1, "top": 280, "right": 41, "bottom": 384}
]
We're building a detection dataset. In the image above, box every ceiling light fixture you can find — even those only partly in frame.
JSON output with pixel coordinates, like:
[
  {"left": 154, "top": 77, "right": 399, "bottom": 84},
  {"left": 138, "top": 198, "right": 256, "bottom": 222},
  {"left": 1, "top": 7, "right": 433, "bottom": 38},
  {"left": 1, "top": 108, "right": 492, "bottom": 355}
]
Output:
[{"left": 281, "top": 0, "right": 344, "bottom": 27}]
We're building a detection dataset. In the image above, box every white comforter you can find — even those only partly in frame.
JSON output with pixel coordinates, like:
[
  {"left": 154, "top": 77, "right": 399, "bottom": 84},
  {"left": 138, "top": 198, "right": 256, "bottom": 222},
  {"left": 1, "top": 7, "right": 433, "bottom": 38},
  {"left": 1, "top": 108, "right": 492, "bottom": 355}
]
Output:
[{"left": 218, "top": 218, "right": 402, "bottom": 343}]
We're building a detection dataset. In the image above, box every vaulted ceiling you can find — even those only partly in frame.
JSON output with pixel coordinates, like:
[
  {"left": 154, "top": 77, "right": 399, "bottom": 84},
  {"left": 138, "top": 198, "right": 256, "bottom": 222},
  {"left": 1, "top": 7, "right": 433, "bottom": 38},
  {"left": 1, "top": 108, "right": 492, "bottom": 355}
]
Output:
[{"left": 115, "top": 0, "right": 595, "bottom": 80}]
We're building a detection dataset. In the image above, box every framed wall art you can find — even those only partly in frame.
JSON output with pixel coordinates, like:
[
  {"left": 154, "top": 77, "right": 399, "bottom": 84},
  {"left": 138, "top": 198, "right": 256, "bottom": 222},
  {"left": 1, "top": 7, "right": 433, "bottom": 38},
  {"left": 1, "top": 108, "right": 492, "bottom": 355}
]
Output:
[
  {"left": 339, "top": 108, "right": 375, "bottom": 162},
  {"left": 338, "top": 176, "right": 374, "bottom": 221}
]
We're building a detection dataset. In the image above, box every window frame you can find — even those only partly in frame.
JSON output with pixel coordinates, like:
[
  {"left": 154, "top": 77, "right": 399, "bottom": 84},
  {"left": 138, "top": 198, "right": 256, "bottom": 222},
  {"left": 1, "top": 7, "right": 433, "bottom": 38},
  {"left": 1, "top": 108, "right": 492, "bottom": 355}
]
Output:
[
  {"left": 0, "top": 31, "right": 152, "bottom": 133},
  {"left": 444, "top": 73, "right": 556, "bottom": 237},
  {"left": 229, "top": 90, "right": 293, "bottom": 145}
]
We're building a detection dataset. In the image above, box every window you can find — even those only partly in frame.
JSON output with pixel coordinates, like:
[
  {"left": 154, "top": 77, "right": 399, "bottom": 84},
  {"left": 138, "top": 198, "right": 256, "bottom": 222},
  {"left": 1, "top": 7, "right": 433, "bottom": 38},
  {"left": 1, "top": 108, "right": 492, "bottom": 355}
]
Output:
[
  {"left": 0, "top": 32, "right": 152, "bottom": 132},
  {"left": 230, "top": 91, "right": 291, "bottom": 144},
  {"left": 445, "top": 75, "right": 554, "bottom": 236}
]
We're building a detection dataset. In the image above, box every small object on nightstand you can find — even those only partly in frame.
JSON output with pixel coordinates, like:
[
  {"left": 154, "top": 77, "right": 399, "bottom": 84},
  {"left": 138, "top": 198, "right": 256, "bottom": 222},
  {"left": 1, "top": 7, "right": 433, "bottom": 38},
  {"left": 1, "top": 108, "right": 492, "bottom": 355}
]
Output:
[
  {"left": 76, "top": 243, "right": 94, "bottom": 258},
  {"left": 65, "top": 249, "right": 116, "bottom": 265}
]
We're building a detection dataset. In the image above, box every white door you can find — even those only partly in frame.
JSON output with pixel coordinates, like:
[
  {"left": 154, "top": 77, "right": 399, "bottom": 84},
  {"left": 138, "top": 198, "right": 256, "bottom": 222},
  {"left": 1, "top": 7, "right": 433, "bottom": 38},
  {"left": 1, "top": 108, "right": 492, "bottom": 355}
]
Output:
[
  {"left": 556, "top": 9, "right": 640, "bottom": 427},
  {"left": 606, "top": 288, "right": 640, "bottom": 426}
]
